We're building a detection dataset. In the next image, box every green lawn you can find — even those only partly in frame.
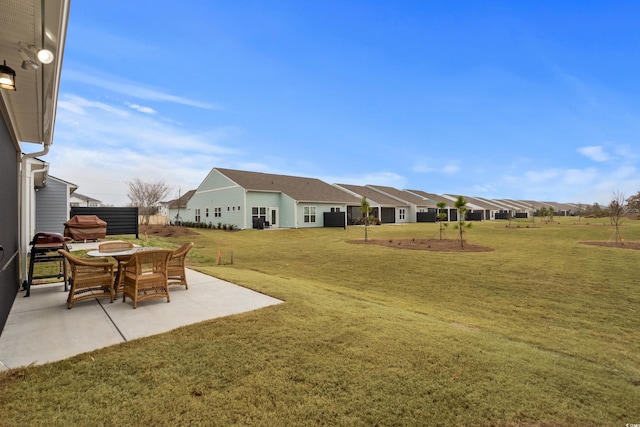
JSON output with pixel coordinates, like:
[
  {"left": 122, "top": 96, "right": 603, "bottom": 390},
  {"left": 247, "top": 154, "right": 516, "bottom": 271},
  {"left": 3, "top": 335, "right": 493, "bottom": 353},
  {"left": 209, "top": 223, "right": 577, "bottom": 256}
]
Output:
[{"left": 1, "top": 218, "right": 639, "bottom": 426}]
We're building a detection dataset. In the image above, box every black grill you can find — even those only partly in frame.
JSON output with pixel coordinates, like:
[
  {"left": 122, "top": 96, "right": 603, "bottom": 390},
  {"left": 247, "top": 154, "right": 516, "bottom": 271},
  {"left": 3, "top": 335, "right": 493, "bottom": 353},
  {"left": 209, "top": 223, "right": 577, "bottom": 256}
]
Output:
[{"left": 22, "top": 232, "right": 69, "bottom": 297}]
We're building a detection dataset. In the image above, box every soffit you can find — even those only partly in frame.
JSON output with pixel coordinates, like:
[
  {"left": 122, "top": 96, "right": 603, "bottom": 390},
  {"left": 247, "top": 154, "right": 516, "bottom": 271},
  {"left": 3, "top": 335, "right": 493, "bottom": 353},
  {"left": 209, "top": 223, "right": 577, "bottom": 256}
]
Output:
[{"left": 0, "top": 0, "right": 70, "bottom": 145}]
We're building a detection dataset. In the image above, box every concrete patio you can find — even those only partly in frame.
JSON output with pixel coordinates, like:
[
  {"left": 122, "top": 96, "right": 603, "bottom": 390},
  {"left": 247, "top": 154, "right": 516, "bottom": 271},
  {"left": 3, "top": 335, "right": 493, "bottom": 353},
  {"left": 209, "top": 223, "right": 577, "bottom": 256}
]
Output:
[{"left": 0, "top": 243, "right": 282, "bottom": 370}]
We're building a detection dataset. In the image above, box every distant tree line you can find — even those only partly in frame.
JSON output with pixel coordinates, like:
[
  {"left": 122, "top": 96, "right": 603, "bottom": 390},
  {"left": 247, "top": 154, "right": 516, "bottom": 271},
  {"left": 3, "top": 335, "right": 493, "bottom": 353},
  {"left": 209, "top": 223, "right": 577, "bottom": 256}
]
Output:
[{"left": 578, "top": 190, "right": 639, "bottom": 218}]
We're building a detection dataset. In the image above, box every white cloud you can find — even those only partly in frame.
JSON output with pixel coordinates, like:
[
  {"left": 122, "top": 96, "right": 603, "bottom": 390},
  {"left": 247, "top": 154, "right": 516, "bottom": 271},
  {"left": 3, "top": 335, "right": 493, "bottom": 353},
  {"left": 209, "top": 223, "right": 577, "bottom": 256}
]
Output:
[
  {"left": 442, "top": 163, "right": 460, "bottom": 174},
  {"left": 561, "top": 168, "right": 598, "bottom": 185},
  {"left": 47, "top": 93, "right": 242, "bottom": 205},
  {"left": 524, "top": 168, "right": 560, "bottom": 183},
  {"left": 471, "top": 184, "right": 497, "bottom": 194},
  {"left": 128, "top": 103, "right": 157, "bottom": 114},
  {"left": 412, "top": 161, "right": 460, "bottom": 174},
  {"left": 578, "top": 145, "right": 610, "bottom": 162},
  {"left": 64, "top": 68, "right": 223, "bottom": 110}
]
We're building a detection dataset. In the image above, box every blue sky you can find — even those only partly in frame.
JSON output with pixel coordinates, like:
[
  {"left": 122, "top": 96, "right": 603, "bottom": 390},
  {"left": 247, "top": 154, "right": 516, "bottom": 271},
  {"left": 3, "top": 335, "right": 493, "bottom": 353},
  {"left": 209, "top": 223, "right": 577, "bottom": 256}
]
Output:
[{"left": 41, "top": 1, "right": 640, "bottom": 206}]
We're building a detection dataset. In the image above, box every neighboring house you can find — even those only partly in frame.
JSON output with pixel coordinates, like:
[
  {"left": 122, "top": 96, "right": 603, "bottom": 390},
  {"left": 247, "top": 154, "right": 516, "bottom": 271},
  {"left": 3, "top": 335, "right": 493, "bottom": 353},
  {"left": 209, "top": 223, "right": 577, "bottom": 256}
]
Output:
[
  {"left": 185, "top": 168, "right": 361, "bottom": 229},
  {"left": 462, "top": 196, "right": 505, "bottom": 221},
  {"left": 442, "top": 194, "right": 487, "bottom": 220},
  {"left": 333, "top": 184, "right": 403, "bottom": 224},
  {"left": 69, "top": 192, "right": 101, "bottom": 208},
  {"left": 405, "top": 190, "right": 457, "bottom": 221},
  {"left": 540, "top": 202, "right": 578, "bottom": 217},
  {"left": 36, "top": 175, "right": 77, "bottom": 235},
  {"left": 492, "top": 199, "right": 531, "bottom": 218},
  {"left": 166, "top": 189, "right": 196, "bottom": 224},
  {"left": 0, "top": 0, "right": 70, "bottom": 334},
  {"left": 366, "top": 185, "right": 438, "bottom": 223}
]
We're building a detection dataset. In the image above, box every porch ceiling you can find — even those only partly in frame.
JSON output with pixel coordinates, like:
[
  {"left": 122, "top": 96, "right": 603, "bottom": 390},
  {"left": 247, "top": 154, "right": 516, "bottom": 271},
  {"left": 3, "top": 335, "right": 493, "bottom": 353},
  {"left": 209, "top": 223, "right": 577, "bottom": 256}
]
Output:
[{"left": 0, "top": 0, "right": 70, "bottom": 146}]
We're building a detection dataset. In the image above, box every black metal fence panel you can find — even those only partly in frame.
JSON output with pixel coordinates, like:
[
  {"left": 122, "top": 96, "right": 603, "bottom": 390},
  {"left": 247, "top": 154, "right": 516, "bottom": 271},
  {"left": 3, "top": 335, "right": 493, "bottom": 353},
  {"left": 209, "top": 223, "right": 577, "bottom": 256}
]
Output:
[
  {"left": 417, "top": 212, "right": 437, "bottom": 222},
  {"left": 323, "top": 212, "right": 346, "bottom": 228},
  {"left": 69, "top": 207, "right": 139, "bottom": 238}
]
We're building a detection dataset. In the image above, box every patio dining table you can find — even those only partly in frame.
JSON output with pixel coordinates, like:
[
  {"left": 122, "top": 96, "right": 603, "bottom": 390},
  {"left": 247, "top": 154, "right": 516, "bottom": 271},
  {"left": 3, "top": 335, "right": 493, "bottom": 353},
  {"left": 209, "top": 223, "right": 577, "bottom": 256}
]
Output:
[
  {"left": 86, "top": 246, "right": 162, "bottom": 293},
  {"left": 86, "top": 246, "right": 161, "bottom": 258}
]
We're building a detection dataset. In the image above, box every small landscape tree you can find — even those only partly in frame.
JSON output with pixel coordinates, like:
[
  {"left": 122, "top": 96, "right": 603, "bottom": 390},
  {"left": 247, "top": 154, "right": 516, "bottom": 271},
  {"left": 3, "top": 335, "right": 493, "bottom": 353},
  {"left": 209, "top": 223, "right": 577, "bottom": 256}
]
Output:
[
  {"left": 453, "top": 196, "right": 471, "bottom": 248},
  {"left": 609, "top": 191, "right": 627, "bottom": 243},
  {"left": 359, "top": 196, "right": 373, "bottom": 242},
  {"left": 436, "top": 201, "right": 448, "bottom": 240}
]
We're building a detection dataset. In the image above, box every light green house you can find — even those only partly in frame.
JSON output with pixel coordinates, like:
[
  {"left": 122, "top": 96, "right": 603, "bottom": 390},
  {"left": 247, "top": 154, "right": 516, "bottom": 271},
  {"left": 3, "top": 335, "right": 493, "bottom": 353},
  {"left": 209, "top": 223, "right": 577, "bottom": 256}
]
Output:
[{"left": 184, "top": 168, "right": 362, "bottom": 229}]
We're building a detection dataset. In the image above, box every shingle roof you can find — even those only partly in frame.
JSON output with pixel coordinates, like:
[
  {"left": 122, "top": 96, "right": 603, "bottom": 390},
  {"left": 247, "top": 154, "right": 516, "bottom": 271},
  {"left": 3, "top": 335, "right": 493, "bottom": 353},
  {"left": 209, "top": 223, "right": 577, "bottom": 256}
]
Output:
[
  {"left": 405, "top": 190, "right": 455, "bottom": 207},
  {"left": 367, "top": 185, "right": 437, "bottom": 207},
  {"left": 167, "top": 189, "right": 196, "bottom": 208},
  {"left": 334, "top": 184, "right": 403, "bottom": 206},
  {"left": 216, "top": 168, "right": 361, "bottom": 204}
]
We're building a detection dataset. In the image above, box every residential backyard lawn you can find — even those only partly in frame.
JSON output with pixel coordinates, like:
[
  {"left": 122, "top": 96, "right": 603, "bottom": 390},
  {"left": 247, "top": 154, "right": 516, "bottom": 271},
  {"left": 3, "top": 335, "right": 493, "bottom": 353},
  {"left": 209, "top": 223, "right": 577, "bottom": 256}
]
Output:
[{"left": 1, "top": 217, "right": 639, "bottom": 426}]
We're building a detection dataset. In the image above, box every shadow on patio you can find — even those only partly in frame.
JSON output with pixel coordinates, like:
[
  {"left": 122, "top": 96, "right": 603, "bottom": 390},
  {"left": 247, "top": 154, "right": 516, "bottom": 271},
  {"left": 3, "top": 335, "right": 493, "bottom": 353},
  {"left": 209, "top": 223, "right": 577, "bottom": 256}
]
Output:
[{"left": 0, "top": 267, "right": 282, "bottom": 370}]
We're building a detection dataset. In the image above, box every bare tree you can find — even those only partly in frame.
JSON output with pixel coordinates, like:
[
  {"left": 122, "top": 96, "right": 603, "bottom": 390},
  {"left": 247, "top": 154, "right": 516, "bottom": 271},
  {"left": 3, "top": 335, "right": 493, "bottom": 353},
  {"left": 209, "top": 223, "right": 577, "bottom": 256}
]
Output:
[
  {"left": 127, "top": 178, "right": 171, "bottom": 225},
  {"left": 576, "top": 202, "right": 583, "bottom": 224},
  {"left": 609, "top": 191, "right": 627, "bottom": 243}
]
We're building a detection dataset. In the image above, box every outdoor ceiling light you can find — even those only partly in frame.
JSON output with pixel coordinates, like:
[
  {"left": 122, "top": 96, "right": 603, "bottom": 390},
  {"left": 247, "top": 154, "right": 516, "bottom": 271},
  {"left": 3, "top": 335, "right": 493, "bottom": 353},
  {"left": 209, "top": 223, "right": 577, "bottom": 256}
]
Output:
[
  {"left": 0, "top": 60, "right": 17, "bottom": 90},
  {"left": 18, "top": 41, "right": 54, "bottom": 65},
  {"left": 19, "top": 49, "right": 39, "bottom": 70}
]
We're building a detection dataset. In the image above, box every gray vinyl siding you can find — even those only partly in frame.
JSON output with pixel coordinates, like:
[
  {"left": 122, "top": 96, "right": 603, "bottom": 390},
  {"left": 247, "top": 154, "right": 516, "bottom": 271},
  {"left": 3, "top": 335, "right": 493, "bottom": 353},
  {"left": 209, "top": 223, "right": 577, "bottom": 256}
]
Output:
[
  {"left": 0, "top": 115, "right": 19, "bottom": 334},
  {"left": 36, "top": 178, "right": 69, "bottom": 235}
]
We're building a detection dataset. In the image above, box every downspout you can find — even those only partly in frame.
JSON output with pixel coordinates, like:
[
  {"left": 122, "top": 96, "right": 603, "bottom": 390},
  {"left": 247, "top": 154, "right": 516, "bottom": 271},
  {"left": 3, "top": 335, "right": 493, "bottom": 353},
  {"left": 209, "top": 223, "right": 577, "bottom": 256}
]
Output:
[
  {"left": 19, "top": 142, "right": 51, "bottom": 281},
  {"left": 243, "top": 189, "right": 247, "bottom": 230}
]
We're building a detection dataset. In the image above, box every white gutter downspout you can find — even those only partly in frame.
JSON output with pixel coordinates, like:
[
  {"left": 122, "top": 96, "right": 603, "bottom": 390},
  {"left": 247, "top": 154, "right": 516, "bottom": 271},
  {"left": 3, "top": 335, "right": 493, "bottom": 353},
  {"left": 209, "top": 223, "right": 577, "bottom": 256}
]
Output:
[
  {"left": 18, "top": 142, "right": 51, "bottom": 282},
  {"left": 243, "top": 189, "right": 248, "bottom": 230}
]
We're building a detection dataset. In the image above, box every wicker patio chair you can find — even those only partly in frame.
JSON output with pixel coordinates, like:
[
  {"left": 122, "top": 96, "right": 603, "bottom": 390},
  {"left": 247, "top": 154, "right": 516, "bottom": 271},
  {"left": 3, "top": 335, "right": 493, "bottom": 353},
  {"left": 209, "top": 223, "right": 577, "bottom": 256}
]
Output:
[
  {"left": 58, "top": 249, "right": 115, "bottom": 309},
  {"left": 98, "top": 241, "right": 134, "bottom": 253},
  {"left": 167, "top": 242, "right": 194, "bottom": 289},
  {"left": 98, "top": 241, "right": 135, "bottom": 294},
  {"left": 121, "top": 249, "right": 172, "bottom": 309}
]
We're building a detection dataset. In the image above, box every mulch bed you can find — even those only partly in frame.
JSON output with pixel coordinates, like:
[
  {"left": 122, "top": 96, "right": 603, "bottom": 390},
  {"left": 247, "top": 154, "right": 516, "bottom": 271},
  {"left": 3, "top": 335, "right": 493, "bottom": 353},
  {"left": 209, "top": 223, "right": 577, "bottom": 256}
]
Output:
[
  {"left": 139, "top": 225, "right": 198, "bottom": 238},
  {"left": 580, "top": 241, "right": 640, "bottom": 250},
  {"left": 348, "top": 238, "right": 493, "bottom": 252}
]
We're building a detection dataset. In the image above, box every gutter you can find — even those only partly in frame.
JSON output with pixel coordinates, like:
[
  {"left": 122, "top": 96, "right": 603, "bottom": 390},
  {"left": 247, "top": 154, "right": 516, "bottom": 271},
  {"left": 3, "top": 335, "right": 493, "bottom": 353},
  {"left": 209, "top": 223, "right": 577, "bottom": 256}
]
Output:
[{"left": 18, "top": 142, "right": 51, "bottom": 280}]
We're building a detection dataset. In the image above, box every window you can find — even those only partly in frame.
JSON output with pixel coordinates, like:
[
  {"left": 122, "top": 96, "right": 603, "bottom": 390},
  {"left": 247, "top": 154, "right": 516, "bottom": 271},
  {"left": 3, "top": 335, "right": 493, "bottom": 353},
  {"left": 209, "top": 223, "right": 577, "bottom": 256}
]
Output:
[
  {"left": 330, "top": 207, "right": 341, "bottom": 212},
  {"left": 195, "top": 208, "right": 201, "bottom": 223},
  {"left": 214, "top": 207, "right": 222, "bottom": 218},
  {"left": 399, "top": 208, "right": 406, "bottom": 220},
  {"left": 304, "top": 206, "right": 316, "bottom": 223},
  {"left": 252, "top": 206, "right": 267, "bottom": 228},
  {"left": 205, "top": 208, "right": 209, "bottom": 218}
]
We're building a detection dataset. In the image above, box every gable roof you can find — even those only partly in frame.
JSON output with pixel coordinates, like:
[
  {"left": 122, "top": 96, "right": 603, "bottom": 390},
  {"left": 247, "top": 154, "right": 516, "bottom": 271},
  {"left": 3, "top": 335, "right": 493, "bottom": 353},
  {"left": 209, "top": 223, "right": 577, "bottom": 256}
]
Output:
[
  {"left": 216, "top": 168, "right": 361, "bottom": 204},
  {"left": 167, "top": 189, "right": 196, "bottom": 209},
  {"left": 71, "top": 192, "right": 101, "bottom": 203},
  {"left": 462, "top": 195, "right": 505, "bottom": 210},
  {"left": 405, "top": 190, "right": 455, "bottom": 207},
  {"left": 334, "top": 184, "right": 402, "bottom": 207},
  {"left": 366, "top": 185, "right": 437, "bottom": 208}
]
